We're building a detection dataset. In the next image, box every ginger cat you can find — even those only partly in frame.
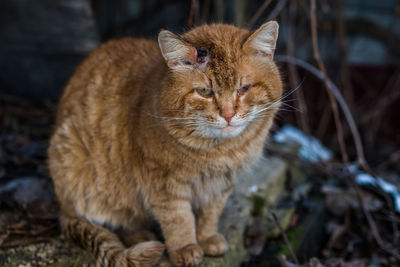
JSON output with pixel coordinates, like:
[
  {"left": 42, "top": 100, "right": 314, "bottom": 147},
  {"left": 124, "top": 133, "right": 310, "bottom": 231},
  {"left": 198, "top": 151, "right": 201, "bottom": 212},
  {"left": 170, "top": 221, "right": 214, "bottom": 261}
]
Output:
[{"left": 48, "top": 21, "right": 282, "bottom": 267}]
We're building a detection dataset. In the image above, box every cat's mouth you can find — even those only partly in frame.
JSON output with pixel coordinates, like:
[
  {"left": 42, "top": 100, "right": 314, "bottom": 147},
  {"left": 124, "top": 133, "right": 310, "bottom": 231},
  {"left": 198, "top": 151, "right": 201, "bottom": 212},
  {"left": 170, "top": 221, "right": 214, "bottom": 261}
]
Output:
[
  {"left": 221, "top": 125, "right": 237, "bottom": 131},
  {"left": 193, "top": 116, "right": 249, "bottom": 138},
  {"left": 211, "top": 124, "right": 247, "bottom": 138}
]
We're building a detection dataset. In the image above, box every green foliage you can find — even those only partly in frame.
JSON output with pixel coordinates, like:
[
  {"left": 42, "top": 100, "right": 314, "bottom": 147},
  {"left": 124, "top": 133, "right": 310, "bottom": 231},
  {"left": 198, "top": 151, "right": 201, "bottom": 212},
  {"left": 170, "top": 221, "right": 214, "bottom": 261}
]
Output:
[{"left": 274, "top": 225, "right": 304, "bottom": 259}]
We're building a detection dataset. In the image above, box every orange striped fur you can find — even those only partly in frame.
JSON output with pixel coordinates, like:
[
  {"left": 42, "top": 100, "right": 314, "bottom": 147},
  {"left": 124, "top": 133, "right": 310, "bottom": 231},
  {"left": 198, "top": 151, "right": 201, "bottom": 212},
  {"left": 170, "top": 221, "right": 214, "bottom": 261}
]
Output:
[{"left": 48, "top": 22, "right": 282, "bottom": 267}]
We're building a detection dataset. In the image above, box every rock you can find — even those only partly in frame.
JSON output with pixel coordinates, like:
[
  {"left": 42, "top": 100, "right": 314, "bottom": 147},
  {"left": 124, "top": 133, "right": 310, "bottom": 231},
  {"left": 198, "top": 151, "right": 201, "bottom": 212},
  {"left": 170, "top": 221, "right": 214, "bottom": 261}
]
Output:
[
  {"left": 0, "top": 156, "right": 287, "bottom": 266},
  {"left": 156, "top": 156, "right": 287, "bottom": 267},
  {"left": 240, "top": 157, "right": 288, "bottom": 212}
]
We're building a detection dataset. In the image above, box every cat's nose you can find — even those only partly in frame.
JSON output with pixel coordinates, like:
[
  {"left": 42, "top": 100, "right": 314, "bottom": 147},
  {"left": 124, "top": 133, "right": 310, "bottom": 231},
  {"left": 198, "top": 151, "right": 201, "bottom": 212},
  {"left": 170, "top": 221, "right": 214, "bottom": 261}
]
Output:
[{"left": 220, "top": 106, "right": 235, "bottom": 123}]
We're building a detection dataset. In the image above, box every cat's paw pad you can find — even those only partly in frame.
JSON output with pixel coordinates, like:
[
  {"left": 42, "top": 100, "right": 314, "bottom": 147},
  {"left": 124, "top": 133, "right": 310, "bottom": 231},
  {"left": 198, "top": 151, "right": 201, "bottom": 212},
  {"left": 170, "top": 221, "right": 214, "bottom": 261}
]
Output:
[
  {"left": 169, "top": 243, "right": 204, "bottom": 267},
  {"left": 199, "top": 233, "right": 228, "bottom": 256}
]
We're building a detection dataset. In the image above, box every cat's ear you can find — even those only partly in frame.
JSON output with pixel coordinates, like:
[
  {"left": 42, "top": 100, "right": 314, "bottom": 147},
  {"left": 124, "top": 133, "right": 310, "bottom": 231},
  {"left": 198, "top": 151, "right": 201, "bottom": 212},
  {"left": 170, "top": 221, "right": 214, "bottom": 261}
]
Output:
[
  {"left": 243, "top": 21, "right": 279, "bottom": 59},
  {"left": 158, "top": 30, "right": 196, "bottom": 68}
]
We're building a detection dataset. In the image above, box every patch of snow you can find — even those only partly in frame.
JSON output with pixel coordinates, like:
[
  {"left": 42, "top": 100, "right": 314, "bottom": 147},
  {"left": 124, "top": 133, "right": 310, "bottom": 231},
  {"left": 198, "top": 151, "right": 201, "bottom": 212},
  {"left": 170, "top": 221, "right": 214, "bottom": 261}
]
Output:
[
  {"left": 351, "top": 165, "right": 400, "bottom": 213},
  {"left": 273, "top": 124, "right": 332, "bottom": 163}
]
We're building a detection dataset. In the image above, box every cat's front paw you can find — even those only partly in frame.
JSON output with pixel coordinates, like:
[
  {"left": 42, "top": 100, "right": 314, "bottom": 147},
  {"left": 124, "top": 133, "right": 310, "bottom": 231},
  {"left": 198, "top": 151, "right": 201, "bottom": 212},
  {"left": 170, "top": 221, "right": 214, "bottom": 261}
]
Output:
[
  {"left": 169, "top": 243, "right": 204, "bottom": 267},
  {"left": 199, "top": 233, "right": 228, "bottom": 256}
]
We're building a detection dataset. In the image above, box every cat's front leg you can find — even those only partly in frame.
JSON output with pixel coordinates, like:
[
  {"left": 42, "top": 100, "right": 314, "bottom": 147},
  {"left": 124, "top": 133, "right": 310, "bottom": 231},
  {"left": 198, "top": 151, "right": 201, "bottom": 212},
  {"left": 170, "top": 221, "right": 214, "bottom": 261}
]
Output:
[
  {"left": 196, "top": 187, "right": 232, "bottom": 256},
  {"left": 151, "top": 198, "right": 203, "bottom": 266}
]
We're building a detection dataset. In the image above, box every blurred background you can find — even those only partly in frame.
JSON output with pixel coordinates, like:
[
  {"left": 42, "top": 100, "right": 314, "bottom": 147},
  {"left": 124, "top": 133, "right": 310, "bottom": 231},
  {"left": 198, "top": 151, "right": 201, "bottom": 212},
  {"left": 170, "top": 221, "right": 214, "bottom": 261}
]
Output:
[
  {"left": 1, "top": 0, "right": 399, "bottom": 165},
  {"left": 0, "top": 0, "right": 399, "bottom": 266}
]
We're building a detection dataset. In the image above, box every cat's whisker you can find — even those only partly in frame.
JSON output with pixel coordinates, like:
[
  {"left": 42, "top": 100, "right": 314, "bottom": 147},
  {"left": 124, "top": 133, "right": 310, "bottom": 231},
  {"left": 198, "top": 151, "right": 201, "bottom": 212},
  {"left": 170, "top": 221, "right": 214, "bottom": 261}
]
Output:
[
  {"left": 279, "top": 99, "right": 297, "bottom": 106},
  {"left": 160, "top": 110, "right": 201, "bottom": 115},
  {"left": 253, "top": 81, "right": 304, "bottom": 115},
  {"left": 280, "top": 102, "right": 301, "bottom": 113},
  {"left": 279, "top": 79, "right": 304, "bottom": 100},
  {"left": 276, "top": 108, "right": 296, "bottom": 113},
  {"left": 257, "top": 80, "right": 304, "bottom": 115},
  {"left": 144, "top": 110, "right": 201, "bottom": 121},
  {"left": 167, "top": 121, "right": 195, "bottom": 125},
  {"left": 147, "top": 115, "right": 194, "bottom": 120},
  {"left": 146, "top": 117, "right": 200, "bottom": 128},
  {"left": 253, "top": 102, "right": 300, "bottom": 117},
  {"left": 170, "top": 123, "right": 198, "bottom": 128},
  {"left": 252, "top": 103, "right": 281, "bottom": 116},
  {"left": 251, "top": 93, "right": 300, "bottom": 116},
  {"left": 167, "top": 119, "right": 195, "bottom": 123}
]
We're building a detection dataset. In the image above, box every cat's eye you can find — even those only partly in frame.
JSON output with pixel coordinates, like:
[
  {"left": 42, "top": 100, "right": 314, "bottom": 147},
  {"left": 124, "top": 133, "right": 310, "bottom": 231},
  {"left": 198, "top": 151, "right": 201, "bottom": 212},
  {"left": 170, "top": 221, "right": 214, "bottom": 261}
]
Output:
[
  {"left": 237, "top": 85, "right": 250, "bottom": 96},
  {"left": 196, "top": 88, "right": 214, "bottom": 97}
]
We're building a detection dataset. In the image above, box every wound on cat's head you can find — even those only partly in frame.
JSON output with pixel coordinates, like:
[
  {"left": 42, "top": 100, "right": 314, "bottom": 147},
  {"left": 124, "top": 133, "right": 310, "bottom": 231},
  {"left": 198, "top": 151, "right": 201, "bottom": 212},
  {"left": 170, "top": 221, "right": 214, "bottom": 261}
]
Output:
[
  {"left": 158, "top": 21, "right": 282, "bottom": 140},
  {"left": 195, "top": 48, "right": 208, "bottom": 64}
]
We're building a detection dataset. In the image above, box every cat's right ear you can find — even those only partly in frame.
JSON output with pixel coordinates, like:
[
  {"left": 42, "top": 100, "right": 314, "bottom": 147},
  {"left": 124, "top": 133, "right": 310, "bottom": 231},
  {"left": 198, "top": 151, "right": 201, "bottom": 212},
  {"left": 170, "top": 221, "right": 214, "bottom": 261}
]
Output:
[{"left": 158, "top": 30, "right": 196, "bottom": 69}]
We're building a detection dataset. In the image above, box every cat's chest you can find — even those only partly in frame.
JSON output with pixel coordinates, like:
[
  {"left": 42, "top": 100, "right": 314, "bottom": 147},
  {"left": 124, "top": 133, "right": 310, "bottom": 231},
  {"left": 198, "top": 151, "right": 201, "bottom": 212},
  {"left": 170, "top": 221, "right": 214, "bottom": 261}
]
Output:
[{"left": 189, "top": 168, "right": 237, "bottom": 207}]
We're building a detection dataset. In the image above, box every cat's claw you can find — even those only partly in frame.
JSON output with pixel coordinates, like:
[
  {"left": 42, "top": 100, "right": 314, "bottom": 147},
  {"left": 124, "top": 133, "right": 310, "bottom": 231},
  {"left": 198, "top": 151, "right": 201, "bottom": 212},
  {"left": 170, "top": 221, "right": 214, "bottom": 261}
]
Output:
[
  {"left": 169, "top": 243, "right": 204, "bottom": 266},
  {"left": 199, "top": 233, "right": 228, "bottom": 256}
]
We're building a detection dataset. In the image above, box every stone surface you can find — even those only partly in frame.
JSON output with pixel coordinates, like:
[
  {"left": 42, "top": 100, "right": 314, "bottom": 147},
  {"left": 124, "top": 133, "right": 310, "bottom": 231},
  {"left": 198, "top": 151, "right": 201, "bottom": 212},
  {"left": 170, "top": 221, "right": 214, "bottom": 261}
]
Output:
[
  {"left": 0, "top": 236, "right": 93, "bottom": 267},
  {"left": 0, "top": 156, "right": 287, "bottom": 267}
]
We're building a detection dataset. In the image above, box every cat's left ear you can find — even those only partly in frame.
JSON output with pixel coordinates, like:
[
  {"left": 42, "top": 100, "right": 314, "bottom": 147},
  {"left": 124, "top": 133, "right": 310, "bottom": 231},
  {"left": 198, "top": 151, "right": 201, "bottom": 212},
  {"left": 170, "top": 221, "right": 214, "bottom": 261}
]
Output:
[
  {"left": 243, "top": 21, "right": 279, "bottom": 59},
  {"left": 158, "top": 30, "right": 197, "bottom": 68}
]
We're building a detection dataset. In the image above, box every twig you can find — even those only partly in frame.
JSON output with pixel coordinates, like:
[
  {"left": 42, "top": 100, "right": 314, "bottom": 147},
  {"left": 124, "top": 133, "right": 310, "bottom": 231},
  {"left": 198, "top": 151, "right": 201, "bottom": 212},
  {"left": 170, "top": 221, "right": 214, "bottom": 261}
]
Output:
[
  {"left": 200, "top": 0, "right": 211, "bottom": 23},
  {"left": 376, "top": 150, "right": 400, "bottom": 170},
  {"left": 247, "top": 0, "right": 273, "bottom": 29},
  {"left": 187, "top": 0, "right": 199, "bottom": 29},
  {"left": 383, "top": 189, "right": 400, "bottom": 245},
  {"left": 316, "top": 17, "right": 400, "bottom": 60},
  {"left": 286, "top": 1, "right": 310, "bottom": 134},
  {"left": 272, "top": 212, "right": 300, "bottom": 265},
  {"left": 275, "top": 55, "right": 369, "bottom": 170},
  {"left": 360, "top": 72, "right": 400, "bottom": 126},
  {"left": 365, "top": 72, "right": 400, "bottom": 148},
  {"left": 320, "top": 0, "right": 331, "bottom": 13},
  {"left": 336, "top": 0, "right": 355, "bottom": 111},
  {"left": 310, "top": 0, "right": 349, "bottom": 164},
  {"left": 266, "top": 0, "right": 288, "bottom": 21},
  {"left": 315, "top": 105, "right": 331, "bottom": 140},
  {"left": 187, "top": 0, "right": 195, "bottom": 29},
  {"left": 299, "top": 158, "right": 400, "bottom": 260},
  {"left": 350, "top": 173, "right": 400, "bottom": 261},
  {"left": 354, "top": 185, "right": 384, "bottom": 245},
  {"left": 273, "top": 154, "right": 400, "bottom": 258}
]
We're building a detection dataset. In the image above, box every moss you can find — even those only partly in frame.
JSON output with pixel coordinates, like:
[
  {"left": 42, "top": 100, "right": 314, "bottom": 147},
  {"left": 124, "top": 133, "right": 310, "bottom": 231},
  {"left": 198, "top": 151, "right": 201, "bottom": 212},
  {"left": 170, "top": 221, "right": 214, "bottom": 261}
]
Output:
[
  {"left": 273, "top": 225, "right": 304, "bottom": 259},
  {"left": 266, "top": 208, "right": 295, "bottom": 238},
  {"left": 0, "top": 237, "right": 93, "bottom": 267},
  {"left": 250, "top": 195, "right": 266, "bottom": 217}
]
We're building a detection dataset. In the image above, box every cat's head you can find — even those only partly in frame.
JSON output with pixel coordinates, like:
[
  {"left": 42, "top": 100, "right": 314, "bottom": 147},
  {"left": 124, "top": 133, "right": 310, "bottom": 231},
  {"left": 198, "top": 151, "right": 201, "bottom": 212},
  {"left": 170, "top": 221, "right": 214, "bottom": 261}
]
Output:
[{"left": 158, "top": 22, "right": 282, "bottom": 140}]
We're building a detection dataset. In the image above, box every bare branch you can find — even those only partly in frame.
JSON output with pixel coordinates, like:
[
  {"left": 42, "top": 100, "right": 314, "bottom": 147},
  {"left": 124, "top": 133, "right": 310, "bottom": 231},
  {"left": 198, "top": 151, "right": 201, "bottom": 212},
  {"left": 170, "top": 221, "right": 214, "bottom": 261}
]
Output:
[
  {"left": 286, "top": 1, "right": 310, "bottom": 134},
  {"left": 275, "top": 55, "right": 369, "bottom": 170},
  {"left": 266, "top": 0, "right": 288, "bottom": 21},
  {"left": 187, "top": 0, "right": 199, "bottom": 29},
  {"left": 272, "top": 212, "right": 300, "bottom": 265},
  {"left": 310, "top": 0, "right": 349, "bottom": 164},
  {"left": 247, "top": 0, "right": 273, "bottom": 29}
]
